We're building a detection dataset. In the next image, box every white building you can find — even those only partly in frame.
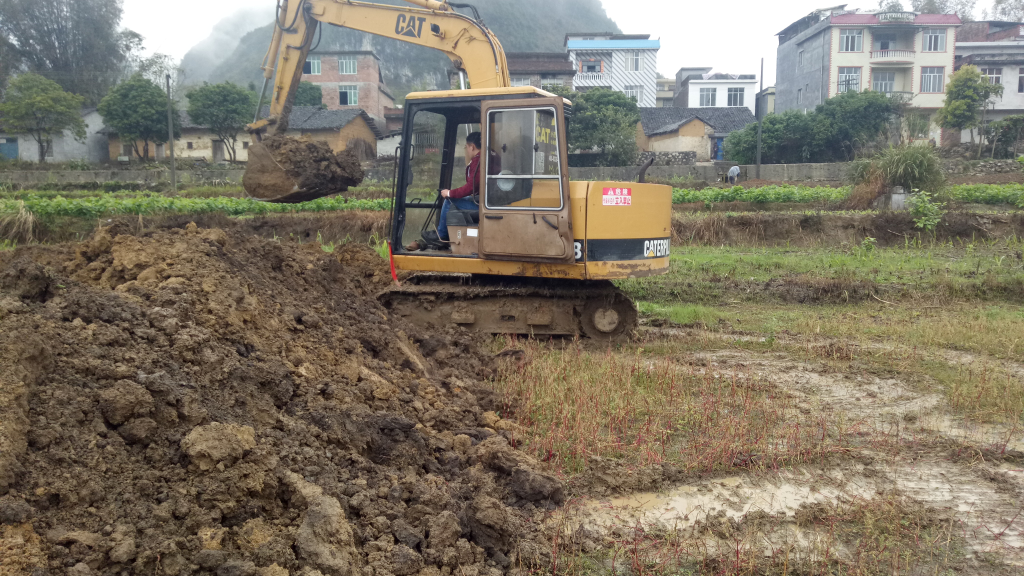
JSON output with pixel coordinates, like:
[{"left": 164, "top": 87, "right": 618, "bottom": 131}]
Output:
[
  {"left": 0, "top": 109, "right": 108, "bottom": 163},
  {"left": 775, "top": 7, "right": 961, "bottom": 141},
  {"left": 954, "top": 21, "right": 1024, "bottom": 143},
  {"left": 565, "top": 33, "right": 660, "bottom": 107},
  {"left": 673, "top": 70, "right": 758, "bottom": 114}
]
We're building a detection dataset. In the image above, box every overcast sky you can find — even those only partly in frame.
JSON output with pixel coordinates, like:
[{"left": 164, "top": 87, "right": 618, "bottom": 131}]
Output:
[{"left": 122, "top": 0, "right": 997, "bottom": 87}]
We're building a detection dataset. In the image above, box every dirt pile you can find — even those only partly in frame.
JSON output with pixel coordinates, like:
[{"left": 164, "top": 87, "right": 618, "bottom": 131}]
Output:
[
  {"left": 0, "top": 224, "right": 563, "bottom": 576},
  {"left": 244, "top": 136, "right": 365, "bottom": 203}
]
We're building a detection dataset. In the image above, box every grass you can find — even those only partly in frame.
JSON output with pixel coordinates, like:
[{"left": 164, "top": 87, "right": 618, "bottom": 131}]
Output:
[{"left": 491, "top": 340, "right": 847, "bottom": 477}]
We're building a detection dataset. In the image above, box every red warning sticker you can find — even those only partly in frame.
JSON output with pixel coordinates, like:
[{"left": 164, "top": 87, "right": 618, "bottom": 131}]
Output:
[{"left": 602, "top": 187, "right": 632, "bottom": 206}]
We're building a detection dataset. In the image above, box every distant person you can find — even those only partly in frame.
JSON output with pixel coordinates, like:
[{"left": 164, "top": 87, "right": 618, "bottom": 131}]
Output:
[{"left": 728, "top": 165, "right": 740, "bottom": 185}]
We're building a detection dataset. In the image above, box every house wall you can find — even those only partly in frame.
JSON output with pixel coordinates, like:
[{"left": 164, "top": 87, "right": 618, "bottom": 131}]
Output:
[
  {"left": 2, "top": 110, "right": 109, "bottom": 164},
  {"left": 107, "top": 138, "right": 168, "bottom": 161},
  {"left": 636, "top": 119, "right": 713, "bottom": 160},
  {"left": 776, "top": 19, "right": 832, "bottom": 113},
  {"left": 685, "top": 80, "right": 758, "bottom": 113},
  {"left": 303, "top": 53, "right": 394, "bottom": 122},
  {"left": 173, "top": 131, "right": 252, "bottom": 163},
  {"left": 569, "top": 46, "right": 658, "bottom": 106}
]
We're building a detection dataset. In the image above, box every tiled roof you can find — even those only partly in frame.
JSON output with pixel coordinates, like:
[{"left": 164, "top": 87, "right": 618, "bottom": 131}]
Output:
[
  {"left": 638, "top": 107, "right": 756, "bottom": 137},
  {"left": 256, "top": 106, "right": 384, "bottom": 139}
]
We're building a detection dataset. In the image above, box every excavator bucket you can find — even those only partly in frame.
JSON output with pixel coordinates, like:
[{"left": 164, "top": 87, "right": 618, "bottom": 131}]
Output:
[{"left": 242, "top": 135, "right": 365, "bottom": 204}]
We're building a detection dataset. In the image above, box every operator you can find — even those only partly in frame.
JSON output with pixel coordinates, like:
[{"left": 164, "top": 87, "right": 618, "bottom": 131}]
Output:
[{"left": 436, "top": 131, "right": 484, "bottom": 243}]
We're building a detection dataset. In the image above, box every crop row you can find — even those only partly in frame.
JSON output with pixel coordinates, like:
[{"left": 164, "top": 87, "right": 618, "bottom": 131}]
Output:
[
  {"left": 671, "top": 185, "right": 851, "bottom": 204},
  {"left": 0, "top": 194, "right": 392, "bottom": 218}
]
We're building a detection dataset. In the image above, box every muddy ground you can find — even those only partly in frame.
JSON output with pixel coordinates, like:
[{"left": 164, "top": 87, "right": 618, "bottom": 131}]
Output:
[{"left": 0, "top": 224, "right": 566, "bottom": 576}]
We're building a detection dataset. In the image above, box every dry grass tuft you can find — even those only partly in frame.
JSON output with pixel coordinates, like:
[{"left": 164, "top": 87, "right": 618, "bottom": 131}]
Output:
[{"left": 0, "top": 201, "right": 36, "bottom": 243}]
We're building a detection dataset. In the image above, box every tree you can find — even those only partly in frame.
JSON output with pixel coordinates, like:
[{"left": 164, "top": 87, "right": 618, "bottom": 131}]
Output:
[
  {"left": 99, "top": 74, "right": 180, "bottom": 161},
  {"left": 878, "top": 0, "right": 905, "bottom": 11},
  {"left": 186, "top": 82, "right": 255, "bottom": 163},
  {"left": 993, "top": 0, "right": 1024, "bottom": 21},
  {"left": 724, "top": 91, "right": 897, "bottom": 164},
  {"left": 936, "top": 65, "right": 1002, "bottom": 147},
  {"left": 295, "top": 82, "right": 326, "bottom": 107},
  {"left": 0, "top": 0, "right": 139, "bottom": 104},
  {"left": 0, "top": 73, "right": 85, "bottom": 163},
  {"left": 551, "top": 87, "right": 639, "bottom": 166}
]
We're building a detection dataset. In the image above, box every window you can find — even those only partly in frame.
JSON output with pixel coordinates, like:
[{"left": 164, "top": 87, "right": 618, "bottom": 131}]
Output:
[
  {"left": 876, "top": 34, "right": 895, "bottom": 51},
  {"left": 981, "top": 67, "right": 1002, "bottom": 85},
  {"left": 873, "top": 71, "right": 895, "bottom": 93},
  {"left": 186, "top": 142, "right": 194, "bottom": 150},
  {"left": 339, "top": 85, "right": 358, "bottom": 105},
  {"left": 699, "top": 87, "right": 716, "bottom": 106},
  {"left": 837, "top": 67, "right": 861, "bottom": 92},
  {"left": 122, "top": 144, "right": 132, "bottom": 156},
  {"left": 839, "top": 29, "right": 863, "bottom": 52},
  {"left": 243, "top": 142, "right": 250, "bottom": 150},
  {"left": 510, "top": 77, "right": 532, "bottom": 87},
  {"left": 580, "top": 59, "right": 602, "bottom": 73},
  {"left": 628, "top": 51, "right": 642, "bottom": 72},
  {"left": 541, "top": 80, "right": 563, "bottom": 91},
  {"left": 1019, "top": 68, "right": 1024, "bottom": 93},
  {"left": 338, "top": 56, "right": 356, "bottom": 75},
  {"left": 727, "top": 87, "right": 744, "bottom": 107},
  {"left": 798, "top": 50, "right": 804, "bottom": 69},
  {"left": 484, "top": 108, "right": 562, "bottom": 210},
  {"left": 921, "top": 67, "right": 944, "bottom": 93},
  {"left": 923, "top": 29, "right": 946, "bottom": 52},
  {"left": 304, "top": 55, "right": 321, "bottom": 75},
  {"left": 624, "top": 85, "right": 643, "bottom": 102},
  {"left": 797, "top": 88, "right": 803, "bottom": 104}
]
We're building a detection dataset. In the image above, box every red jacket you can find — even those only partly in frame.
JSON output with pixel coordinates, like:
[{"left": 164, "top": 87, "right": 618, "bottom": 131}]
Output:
[{"left": 449, "top": 153, "right": 480, "bottom": 199}]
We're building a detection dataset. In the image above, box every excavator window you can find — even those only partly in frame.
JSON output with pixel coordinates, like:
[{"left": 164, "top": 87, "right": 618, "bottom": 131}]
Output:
[{"left": 484, "top": 107, "right": 562, "bottom": 210}]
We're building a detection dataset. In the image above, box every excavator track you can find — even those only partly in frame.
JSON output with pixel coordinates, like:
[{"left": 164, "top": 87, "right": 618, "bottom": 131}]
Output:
[{"left": 377, "top": 274, "right": 638, "bottom": 341}]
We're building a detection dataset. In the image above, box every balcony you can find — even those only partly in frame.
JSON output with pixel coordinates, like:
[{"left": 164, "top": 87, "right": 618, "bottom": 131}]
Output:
[
  {"left": 876, "top": 11, "right": 916, "bottom": 23},
  {"left": 870, "top": 49, "right": 915, "bottom": 64},
  {"left": 574, "top": 72, "right": 609, "bottom": 83},
  {"left": 882, "top": 90, "right": 915, "bottom": 102}
]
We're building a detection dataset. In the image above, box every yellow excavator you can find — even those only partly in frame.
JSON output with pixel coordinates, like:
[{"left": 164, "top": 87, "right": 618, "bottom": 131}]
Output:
[{"left": 245, "top": 0, "right": 672, "bottom": 339}]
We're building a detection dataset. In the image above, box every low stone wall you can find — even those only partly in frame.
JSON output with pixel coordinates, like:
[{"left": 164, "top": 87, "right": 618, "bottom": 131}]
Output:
[
  {"left": 942, "top": 159, "right": 1022, "bottom": 176},
  {"left": 568, "top": 162, "right": 850, "bottom": 183},
  {"left": 637, "top": 151, "right": 697, "bottom": 166}
]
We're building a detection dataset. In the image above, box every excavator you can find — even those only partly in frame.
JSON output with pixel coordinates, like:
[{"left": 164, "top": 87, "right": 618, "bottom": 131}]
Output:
[{"left": 245, "top": 0, "right": 672, "bottom": 340}]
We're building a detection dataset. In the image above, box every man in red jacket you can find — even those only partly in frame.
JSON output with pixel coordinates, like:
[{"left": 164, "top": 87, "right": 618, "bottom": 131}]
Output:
[{"left": 436, "top": 131, "right": 484, "bottom": 243}]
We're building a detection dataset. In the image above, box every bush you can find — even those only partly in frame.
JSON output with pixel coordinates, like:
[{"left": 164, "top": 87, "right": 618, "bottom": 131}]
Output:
[
  {"left": 907, "top": 190, "right": 945, "bottom": 232},
  {"left": 873, "top": 145, "right": 945, "bottom": 192}
]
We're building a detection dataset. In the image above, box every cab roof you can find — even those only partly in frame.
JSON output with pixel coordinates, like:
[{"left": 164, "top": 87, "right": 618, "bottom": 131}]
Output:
[{"left": 404, "top": 85, "right": 571, "bottom": 105}]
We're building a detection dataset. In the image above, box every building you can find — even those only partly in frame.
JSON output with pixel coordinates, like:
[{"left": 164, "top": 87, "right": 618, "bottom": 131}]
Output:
[
  {"left": 0, "top": 109, "right": 108, "bottom": 163},
  {"left": 775, "top": 6, "right": 960, "bottom": 140},
  {"left": 565, "top": 33, "right": 659, "bottom": 106},
  {"left": 506, "top": 52, "right": 575, "bottom": 91},
  {"left": 106, "top": 107, "right": 383, "bottom": 163},
  {"left": 636, "top": 107, "right": 756, "bottom": 161},
  {"left": 954, "top": 21, "right": 1024, "bottom": 142},
  {"left": 758, "top": 86, "right": 777, "bottom": 115},
  {"left": 656, "top": 77, "right": 675, "bottom": 107},
  {"left": 301, "top": 51, "right": 395, "bottom": 125},
  {"left": 673, "top": 70, "right": 758, "bottom": 114}
]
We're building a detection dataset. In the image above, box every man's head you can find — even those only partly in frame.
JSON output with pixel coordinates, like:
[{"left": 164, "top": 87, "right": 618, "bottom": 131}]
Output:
[{"left": 465, "top": 131, "right": 481, "bottom": 157}]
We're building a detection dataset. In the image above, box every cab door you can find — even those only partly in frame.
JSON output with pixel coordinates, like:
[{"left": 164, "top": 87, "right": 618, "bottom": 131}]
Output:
[{"left": 478, "top": 98, "right": 574, "bottom": 263}]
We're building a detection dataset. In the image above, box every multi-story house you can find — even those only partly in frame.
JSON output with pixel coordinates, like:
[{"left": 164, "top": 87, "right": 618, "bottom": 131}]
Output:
[
  {"left": 302, "top": 50, "right": 396, "bottom": 126},
  {"left": 954, "top": 21, "right": 1024, "bottom": 142},
  {"left": 673, "top": 70, "right": 758, "bottom": 114},
  {"left": 506, "top": 52, "right": 576, "bottom": 91},
  {"left": 564, "top": 33, "right": 659, "bottom": 107},
  {"left": 776, "top": 7, "right": 960, "bottom": 140},
  {"left": 656, "top": 77, "right": 675, "bottom": 107}
]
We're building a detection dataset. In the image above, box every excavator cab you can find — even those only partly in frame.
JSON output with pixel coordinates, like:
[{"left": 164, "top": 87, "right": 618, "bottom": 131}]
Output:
[{"left": 391, "top": 88, "right": 574, "bottom": 264}]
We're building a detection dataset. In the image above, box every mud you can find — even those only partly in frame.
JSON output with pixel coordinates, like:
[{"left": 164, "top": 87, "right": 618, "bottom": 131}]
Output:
[
  {"left": 0, "top": 223, "right": 560, "bottom": 575},
  {"left": 244, "top": 136, "right": 365, "bottom": 203}
]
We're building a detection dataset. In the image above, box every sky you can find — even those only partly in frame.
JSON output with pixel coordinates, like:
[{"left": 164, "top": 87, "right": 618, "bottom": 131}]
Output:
[{"left": 121, "top": 0, "right": 998, "bottom": 87}]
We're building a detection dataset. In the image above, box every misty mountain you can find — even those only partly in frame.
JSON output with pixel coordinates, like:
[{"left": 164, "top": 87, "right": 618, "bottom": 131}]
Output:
[
  {"left": 179, "top": 7, "right": 276, "bottom": 85},
  {"left": 192, "top": 0, "right": 619, "bottom": 99}
]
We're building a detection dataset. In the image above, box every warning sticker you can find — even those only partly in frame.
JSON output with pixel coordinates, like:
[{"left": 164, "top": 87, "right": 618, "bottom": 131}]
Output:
[{"left": 602, "top": 187, "right": 632, "bottom": 206}]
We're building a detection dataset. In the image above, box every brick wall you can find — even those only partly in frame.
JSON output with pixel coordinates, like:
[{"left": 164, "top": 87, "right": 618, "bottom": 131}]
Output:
[{"left": 304, "top": 53, "right": 394, "bottom": 121}]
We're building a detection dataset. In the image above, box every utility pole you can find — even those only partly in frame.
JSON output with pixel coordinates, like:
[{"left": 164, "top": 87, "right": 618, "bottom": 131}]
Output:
[
  {"left": 756, "top": 58, "right": 763, "bottom": 179},
  {"left": 166, "top": 74, "right": 177, "bottom": 193}
]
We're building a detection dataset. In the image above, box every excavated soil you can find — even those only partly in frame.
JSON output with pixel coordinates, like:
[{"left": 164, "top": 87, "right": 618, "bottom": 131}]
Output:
[
  {"left": 244, "top": 136, "right": 365, "bottom": 203},
  {"left": 0, "top": 223, "right": 563, "bottom": 576}
]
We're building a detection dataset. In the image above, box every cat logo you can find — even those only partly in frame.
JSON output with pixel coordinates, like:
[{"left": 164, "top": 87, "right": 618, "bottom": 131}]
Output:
[
  {"left": 643, "top": 239, "right": 670, "bottom": 258},
  {"left": 395, "top": 14, "right": 427, "bottom": 38}
]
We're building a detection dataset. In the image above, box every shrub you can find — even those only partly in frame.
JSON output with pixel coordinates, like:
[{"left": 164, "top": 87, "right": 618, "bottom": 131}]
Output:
[
  {"left": 872, "top": 145, "right": 945, "bottom": 192},
  {"left": 907, "top": 190, "right": 945, "bottom": 232}
]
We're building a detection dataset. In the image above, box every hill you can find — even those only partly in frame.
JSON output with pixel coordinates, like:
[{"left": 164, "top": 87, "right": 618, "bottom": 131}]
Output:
[{"left": 188, "top": 0, "right": 620, "bottom": 99}]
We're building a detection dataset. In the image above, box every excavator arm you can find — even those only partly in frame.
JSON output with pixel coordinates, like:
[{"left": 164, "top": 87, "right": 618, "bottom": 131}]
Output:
[{"left": 248, "top": 0, "right": 510, "bottom": 136}]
